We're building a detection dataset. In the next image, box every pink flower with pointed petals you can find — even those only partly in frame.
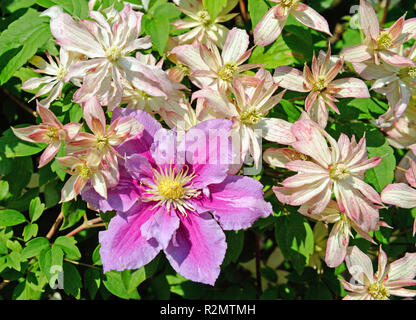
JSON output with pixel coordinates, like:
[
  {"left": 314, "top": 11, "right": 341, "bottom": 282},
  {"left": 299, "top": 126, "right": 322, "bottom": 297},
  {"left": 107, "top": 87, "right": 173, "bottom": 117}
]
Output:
[
  {"left": 48, "top": 4, "right": 154, "bottom": 108},
  {"left": 67, "top": 97, "right": 143, "bottom": 166},
  {"left": 299, "top": 201, "right": 377, "bottom": 268},
  {"left": 254, "top": 0, "right": 331, "bottom": 47},
  {"left": 341, "top": 246, "right": 416, "bottom": 300},
  {"left": 192, "top": 73, "right": 295, "bottom": 168},
  {"left": 21, "top": 48, "right": 83, "bottom": 107},
  {"left": 341, "top": 0, "right": 416, "bottom": 67},
  {"left": 12, "top": 104, "right": 81, "bottom": 168},
  {"left": 273, "top": 119, "right": 382, "bottom": 232},
  {"left": 82, "top": 113, "right": 272, "bottom": 285},
  {"left": 172, "top": 0, "right": 239, "bottom": 48},
  {"left": 58, "top": 149, "right": 109, "bottom": 202},
  {"left": 172, "top": 27, "right": 259, "bottom": 92},
  {"left": 274, "top": 46, "right": 370, "bottom": 128},
  {"left": 381, "top": 158, "right": 416, "bottom": 235}
]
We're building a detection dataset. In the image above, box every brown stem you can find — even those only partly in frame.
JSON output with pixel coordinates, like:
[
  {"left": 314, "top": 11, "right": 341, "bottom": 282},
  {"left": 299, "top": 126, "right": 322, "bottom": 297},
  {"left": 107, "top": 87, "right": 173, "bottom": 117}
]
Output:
[
  {"left": 239, "top": 0, "right": 247, "bottom": 23},
  {"left": 65, "top": 217, "right": 103, "bottom": 238},
  {"left": 288, "top": 96, "right": 307, "bottom": 102},
  {"left": 255, "top": 233, "right": 262, "bottom": 296},
  {"left": 0, "top": 87, "right": 37, "bottom": 117},
  {"left": 46, "top": 211, "right": 64, "bottom": 240},
  {"left": 64, "top": 258, "right": 100, "bottom": 270},
  {"left": 380, "top": 0, "right": 391, "bottom": 26}
]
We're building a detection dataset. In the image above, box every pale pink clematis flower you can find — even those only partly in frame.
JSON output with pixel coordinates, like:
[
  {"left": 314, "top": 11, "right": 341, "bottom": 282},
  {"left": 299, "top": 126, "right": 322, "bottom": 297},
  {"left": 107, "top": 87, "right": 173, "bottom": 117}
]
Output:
[
  {"left": 172, "top": 0, "right": 239, "bottom": 48},
  {"left": 12, "top": 104, "right": 81, "bottom": 168},
  {"left": 254, "top": 0, "right": 331, "bottom": 47},
  {"left": 381, "top": 158, "right": 416, "bottom": 235},
  {"left": 341, "top": 246, "right": 416, "bottom": 300},
  {"left": 48, "top": 4, "right": 154, "bottom": 109},
  {"left": 21, "top": 48, "right": 83, "bottom": 107},
  {"left": 273, "top": 119, "right": 382, "bottom": 232},
  {"left": 58, "top": 149, "right": 108, "bottom": 202},
  {"left": 299, "top": 200, "right": 376, "bottom": 268},
  {"left": 66, "top": 97, "right": 143, "bottom": 166},
  {"left": 341, "top": 0, "right": 416, "bottom": 67},
  {"left": 193, "top": 75, "right": 295, "bottom": 168},
  {"left": 274, "top": 47, "right": 370, "bottom": 128},
  {"left": 172, "top": 27, "right": 259, "bottom": 92}
]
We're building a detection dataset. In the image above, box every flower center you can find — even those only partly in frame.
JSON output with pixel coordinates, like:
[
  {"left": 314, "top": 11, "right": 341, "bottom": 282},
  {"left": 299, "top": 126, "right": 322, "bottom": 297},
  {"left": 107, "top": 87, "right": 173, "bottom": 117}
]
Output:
[
  {"left": 240, "top": 107, "right": 262, "bottom": 126},
  {"left": 329, "top": 163, "right": 350, "bottom": 181},
  {"left": 142, "top": 166, "right": 201, "bottom": 215},
  {"left": 45, "top": 127, "right": 60, "bottom": 143},
  {"left": 96, "top": 135, "right": 109, "bottom": 151},
  {"left": 376, "top": 32, "right": 392, "bottom": 50},
  {"left": 218, "top": 62, "right": 238, "bottom": 81},
  {"left": 106, "top": 46, "right": 123, "bottom": 62},
  {"left": 368, "top": 282, "right": 389, "bottom": 300},
  {"left": 56, "top": 67, "right": 68, "bottom": 82},
  {"left": 78, "top": 164, "right": 92, "bottom": 179},
  {"left": 197, "top": 10, "right": 211, "bottom": 27},
  {"left": 313, "top": 76, "right": 327, "bottom": 92},
  {"left": 177, "top": 62, "right": 191, "bottom": 76},
  {"left": 408, "top": 67, "right": 416, "bottom": 79},
  {"left": 280, "top": 0, "right": 299, "bottom": 9}
]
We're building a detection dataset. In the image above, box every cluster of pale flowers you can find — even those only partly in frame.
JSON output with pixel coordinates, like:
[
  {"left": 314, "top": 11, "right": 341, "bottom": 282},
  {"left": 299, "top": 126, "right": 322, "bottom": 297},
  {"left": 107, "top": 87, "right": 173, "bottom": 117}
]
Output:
[{"left": 11, "top": 0, "right": 416, "bottom": 297}]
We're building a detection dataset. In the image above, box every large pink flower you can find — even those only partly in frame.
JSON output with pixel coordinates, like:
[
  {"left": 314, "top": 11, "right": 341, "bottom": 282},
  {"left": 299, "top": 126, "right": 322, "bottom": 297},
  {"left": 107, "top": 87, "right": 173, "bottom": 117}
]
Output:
[
  {"left": 341, "top": 0, "right": 416, "bottom": 66},
  {"left": 82, "top": 110, "right": 272, "bottom": 285},
  {"left": 273, "top": 119, "right": 382, "bottom": 232},
  {"left": 254, "top": 0, "right": 331, "bottom": 47},
  {"left": 341, "top": 246, "right": 416, "bottom": 300},
  {"left": 274, "top": 47, "right": 369, "bottom": 128}
]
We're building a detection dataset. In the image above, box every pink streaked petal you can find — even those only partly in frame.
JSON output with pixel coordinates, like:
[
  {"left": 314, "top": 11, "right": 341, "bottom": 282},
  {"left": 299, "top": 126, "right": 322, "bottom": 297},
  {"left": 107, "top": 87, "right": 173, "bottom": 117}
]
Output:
[
  {"left": 60, "top": 175, "right": 78, "bottom": 203},
  {"left": 21, "top": 76, "right": 56, "bottom": 91},
  {"left": 286, "top": 160, "right": 329, "bottom": 175},
  {"left": 83, "top": 96, "right": 106, "bottom": 135},
  {"left": 388, "top": 288, "right": 416, "bottom": 297},
  {"left": 340, "top": 44, "right": 373, "bottom": 63},
  {"left": 282, "top": 173, "right": 329, "bottom": 188},
  {"left": 377, "top": 246, "right": 388, "bottom": 281},
  {"left": 331, "top": 78, "right": 370, "bottom": 98},
  {"left": 38, "top": 140, "right": 61, "bottom": 168},
  {"left": 11, "top": 126, "right": 45, "bottom": 143},
  {"left": 305, "top": 91, "right": 319, "bottom": 111},
  {"left": 37, "top": 104, "right": 62, "bottom": 128},
  {"left": 73, "top": 175, "right": 88, "bottom": 195},
  {"left": 381, "top": 183, "right": 416, "bottom": 208},
  {"left": 256, "top": 118, "right": 296, "bottom": 144},
  {"left": 254, "top": 7, "right": 287, "bottom": 47},
  {"left": 359, "top": 0, "right": 380, "bottom": 39},
  {"left": 91, "top": 172, "right": 107, "bottom": 199},
  {"left": 325, "top": 220, "right": 349, "bottom": 268},
  {"left": 263, "top": 148, "right": 297, "bottom": 168},
  {"left": 345, "top": 245, "right": 374, "bottom": 285},
  {"left": 350, "top": 176, "right": 382, "bottom": 204},
  {"left": 62, "top": 122, "right": 82, "bottom": 140},
  {"left": 291, "top": 5, "right": 331, "bottom": 36},
  {"left": 387, "top": 252, "right": 416, "bottom": 282},
  {"left": 273, "top": 66, "right": 308, "bottom": 92},
  {"left": 221, "top": 27, "right": 249, "bottom": 63},
  {"left": 379, "top": 50, "right": 415, "bottom": 66}
]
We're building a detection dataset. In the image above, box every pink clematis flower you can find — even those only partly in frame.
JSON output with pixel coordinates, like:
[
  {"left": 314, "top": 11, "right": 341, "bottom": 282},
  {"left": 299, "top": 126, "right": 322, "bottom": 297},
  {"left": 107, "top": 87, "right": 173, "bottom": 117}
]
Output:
[
  {"left": 48, "top": 4, "right": 155, "bottom": 108},
  {"left": 172, "top": 27, "right": 259, "bottom": 92},
  {"left": 299, "top": 200, "right": 376, "bottom": 268},
  {"left": 254, "top": 0, "right": 331, "bottom": 47},
  {"left": 192, "top": 75, "right": 295, "bottom": 168},
  {"left": 21, "top": 48, "right": 83, "bottom": 107},
  {"left": 58, "top": 149, "right": 108, "bottom": 202},
  {"left": 81, "top": 110, "right": 272, "bottom": 285},
  {"left": 381, "top": 158, "right": 416, "bottom": 235},
  {"left": 274, "top": 47, "right": 370, "bottom": 128},
  {"left": 66, "top": 97, "right": 143, "bottom": 166},
  {"left": 341, "top": 0, "right": 416, "bottom": 67},
  {"left": 12, "top": 104, "right": 81, "bottom": 168},
  {"left": 341, "top": 246, "right": 416, "bottom": 300},
  {"left": 172, "top": 0, "right": 239, "bottom": 48},
  {"left": 273, "top": 119, "right": 382, "bottom": 232}
]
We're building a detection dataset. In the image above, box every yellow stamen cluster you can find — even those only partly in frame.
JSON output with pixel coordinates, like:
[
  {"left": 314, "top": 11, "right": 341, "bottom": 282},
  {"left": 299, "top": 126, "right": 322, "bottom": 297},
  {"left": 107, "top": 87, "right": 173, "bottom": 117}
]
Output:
[
  {"left": 408, "top": 67, "right": 416, "bottom": 79},
  {"left": 177, "top": 62, "right": 191, "bottom": 76},
  {"left": 313, "top": 76, "right": 327, "bottom": 92},
  {"left": 280, "top": 0, "right": 300, "bottom": 11},
  {"left": 329, "top": 163, "right": 350, "bottom": 181},
  {"left": 376, "top": 32, "right": 392, "bottom": 50},
  {"left": 218, "top": 62, "right": 238, "bottom": 81},
  {"left": 78, "top": 164, "right": 93, "bottom": 179},
  {"left": 96, "top": 135, "right": 109, "bottom": 152},
  {"left": 368, "top": 282, "right": 389, "bottom": 300},
  {"left": 240, "top": 107, "right": 263, "bottom": 126},
  {"left": 56, "top": 67, "right": 68, "bottom": 82},
  {"left": 106, "top": 46, "right": 123, "bottom": 62},
  {"left": 197, "top": 10, "right": 211, "bottom": 27},
  {"left": 45, "top": 127, "right": 60, "bottom": 143},
  {"left": 142, "top": 166, "right": 201, "bottom": 216}
]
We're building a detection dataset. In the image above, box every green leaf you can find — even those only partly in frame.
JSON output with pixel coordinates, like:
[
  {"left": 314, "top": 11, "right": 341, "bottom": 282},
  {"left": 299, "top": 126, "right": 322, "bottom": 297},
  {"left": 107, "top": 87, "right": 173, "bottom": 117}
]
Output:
[
  {"left": 1, "top": 0, "right": 38, "bottom": 14},
  {"left": 202, "top": 0, "right": 227, "bottom": 20},
  {"left": 4, "top": 156, "right": 33, "bottom": 198},
  {"left": 38, "top": 0, "right": 89, "bottom": 18},
  {"left": 0, "top": 209, "right": 26, "bottom": 227},
  {"left": 63, "top": 261, "right": 82, "bottom": 298},
  {"left": 44, "top": 179, "right": 61, "bottom": 209},
  {"left": 0, "top": 180, "right": 10, "bottom": 201},
  {"left": 249, "top": 36, "right": 297, "bottom": 69},
  {"left": 6, "top": 251, "right": 21, "bottom": 271},
  {"left": 54, "top": 236, "right": 81, "bottom": 260},
  {"left": 0, "top": 128, "right": 46, "bottom": 158},
  {"left": 21, "top": 237, "right": 50, "bottom": 259},
  {"left": 84, "top": 268, "right": 101, "bottom": 299},
  {"left": 60, "top": 199, "right": 86, "bottom": 230},
  {"left": 248, "top": 0, "right": 269, "bottom": 29},
  {"left": 102, "top": 270, "right": 141, "bottom": 300},
  {"left": 23, "top": 223, "right": 38, "bottom": 242},
  {"left": 29, "top": 197, "right": 45, "bottom": 222},
  {"left": 92, "top": 244, "right": 102, "bottom": 266},
  {"left": 143, "top": 15, "right": 170, "bottom": 55},
  {"left": 222, "top": 230, "right": 244, "bottom": 267},
  {"left": 0, "top": 9, "right": 51, "bottom": 84}
]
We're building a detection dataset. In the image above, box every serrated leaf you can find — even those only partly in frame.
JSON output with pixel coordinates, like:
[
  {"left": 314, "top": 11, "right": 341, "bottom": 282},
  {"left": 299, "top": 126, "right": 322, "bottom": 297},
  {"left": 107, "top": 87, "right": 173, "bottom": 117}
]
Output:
[
  {"left": 144, "top": 15, "right": 169, "bottom": 55},
  {"left": 63, "top": 261, "right": 82, "bottom": 298},
  {"left": 29, "top": 197, "right": 45, "bottom": 222},
  {"left": 54, "top": 236, "right": 81, "bottom": 260},
  {"left": 102, "top": 270, "right": 141, "bottom": 300},
  {"left": 21, "top": 237, "right": 50, "bottom": 259},
  {"left": 0, "top": 209, "right": 26, "bottom": 227},
  {"left": 6, "top": 251, "right": 21, "bottom": 271},
  {"left": 60, "top": 199, "right": 86, "bottom": 230},
  {"left": 23, "top": 223, "right": 38, "bottom": 242}
]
